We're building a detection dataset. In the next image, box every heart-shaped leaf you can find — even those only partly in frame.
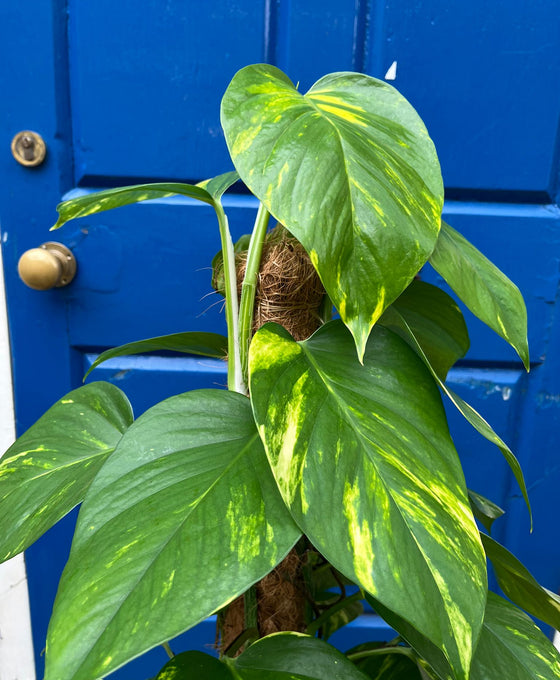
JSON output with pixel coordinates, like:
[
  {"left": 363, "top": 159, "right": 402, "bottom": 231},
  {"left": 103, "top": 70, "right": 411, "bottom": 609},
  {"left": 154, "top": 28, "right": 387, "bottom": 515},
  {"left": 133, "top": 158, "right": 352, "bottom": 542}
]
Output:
[
  {"left": 380, "top": 279, "right": 469, "bottom": 380},
  {"left": 470, "top": 592, "right": 560, "bottom": 680},
  {"left": 84, "top": 331, "right": 228, "bottom": 379},
  {"left": 429, "top": 222, "right": 529, "bottom": 370},
  {"left": 222, "top": 64, "right": 444, "bottom": 359},
  {"left": 0, "top": 382, "right": 132, "bottom": 563},
  {"left": 249, "top": 321, "right": 486, "bottom": 680},
  {"left": 44, "top": 390, "right": 300, "bottom": 680},
  {"left": 481, "top": 533, "right": 560, "bottom": 631}
]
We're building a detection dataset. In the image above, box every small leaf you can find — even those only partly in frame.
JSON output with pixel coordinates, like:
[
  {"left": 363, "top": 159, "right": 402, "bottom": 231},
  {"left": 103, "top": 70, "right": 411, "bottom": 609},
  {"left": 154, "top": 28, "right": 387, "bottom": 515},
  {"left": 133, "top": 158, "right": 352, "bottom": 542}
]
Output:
[
  {"left": 232, "top": 632, "right": 370, "bottom": 679},
  {"left": 52, "top": 182, "right": 214, "bottom": 230},
  {"left": 380, "top": 280, "right": 469, "bottom": 380},
  {"left": 249, "top": 321, "right": 486, "bottom": 680},
  {"left": 468, "top": 490, "right": 505, "bottom": 533},
  {"left": 481, "top": 533, "right": 560, "bottom": 631},
  {"left": 45, "top": 390, "right": 300, "bottom": 680},
  {"left": 0, "top": 382, "right": 132, "bottom": 563},
  {"left": 470, "top": 592, "right": 560, "bottom": 680},
  {"left": 197, "top": 170, "right": 240, "bottom": 200},
  {"left": 156, "top": 651, "right": 234, "bottom": 679},
  {"left": 84, "top": 332, "right": 228, "bottom": 379},
  {"left": 429, "top": 221, "right": 529, "bottom": 370},
  {"left": 346, "top": 642, "right": 423, "bottom": 680},
  {"left": 222, "top": 64, "right": 444, "bottom": 360},
  {"left": 381, "top": 307, "right": 531, "bottom": 520}
]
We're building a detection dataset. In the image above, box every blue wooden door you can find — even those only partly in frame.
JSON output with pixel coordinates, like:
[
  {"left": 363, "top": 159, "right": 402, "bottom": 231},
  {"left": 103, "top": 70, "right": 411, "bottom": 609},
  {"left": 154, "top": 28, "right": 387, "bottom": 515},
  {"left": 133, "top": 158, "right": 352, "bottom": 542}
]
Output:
[{"left": 1, "top": 2, "right": 559, "bottom": 678}]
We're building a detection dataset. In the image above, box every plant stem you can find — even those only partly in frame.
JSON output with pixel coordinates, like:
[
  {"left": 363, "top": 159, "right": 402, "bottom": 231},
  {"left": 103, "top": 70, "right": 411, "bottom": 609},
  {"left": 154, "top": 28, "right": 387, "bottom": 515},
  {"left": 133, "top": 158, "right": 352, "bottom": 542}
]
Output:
[
  {"left": 214, "top": 201, "right": 245, "bottom": 394},
  {"left": 162, "top": 641, "right": 174, "bottom": 659},
  {"left": 346, "top": 645, "right": 414, "bottom": 662},
  {"left": 238, "top": 203, "right": 271, "bottom": 386},
  {"left": 305, "top": 589, "right": 364, "bottom": 637}
]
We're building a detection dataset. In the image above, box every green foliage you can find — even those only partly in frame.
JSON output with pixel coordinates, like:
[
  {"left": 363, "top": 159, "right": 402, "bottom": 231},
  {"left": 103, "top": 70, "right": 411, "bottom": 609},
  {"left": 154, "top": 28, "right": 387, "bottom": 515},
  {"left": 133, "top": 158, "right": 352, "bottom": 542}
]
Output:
[{"left": 1, "top": 63, "right": 556, "bottom": 680}]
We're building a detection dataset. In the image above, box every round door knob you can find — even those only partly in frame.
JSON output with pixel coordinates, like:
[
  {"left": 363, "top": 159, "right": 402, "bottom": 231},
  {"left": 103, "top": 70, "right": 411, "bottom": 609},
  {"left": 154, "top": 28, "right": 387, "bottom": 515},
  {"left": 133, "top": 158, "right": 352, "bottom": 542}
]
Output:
[{"left": 18, "top": 242, "right": 77, "bottom": 290}]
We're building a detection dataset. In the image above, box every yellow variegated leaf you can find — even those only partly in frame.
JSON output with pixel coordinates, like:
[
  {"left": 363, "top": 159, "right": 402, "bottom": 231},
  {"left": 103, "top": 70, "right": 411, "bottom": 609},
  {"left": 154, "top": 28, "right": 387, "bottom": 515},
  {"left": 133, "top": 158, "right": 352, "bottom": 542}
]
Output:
[
  {"left": 222, "top": 64, "right": 444, "bottom": 360},
  {"left": 45, "top": 390, "right": 300, "bottom": 680},
  {"left": 249, "top": 321, "right": 486, "bottom": 680}
]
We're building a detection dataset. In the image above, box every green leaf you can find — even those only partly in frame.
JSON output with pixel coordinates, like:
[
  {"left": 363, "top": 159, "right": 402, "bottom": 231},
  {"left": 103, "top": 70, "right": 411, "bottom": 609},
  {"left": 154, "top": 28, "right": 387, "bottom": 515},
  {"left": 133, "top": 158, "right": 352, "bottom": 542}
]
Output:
[
  {"left": 44, "top": 390, "right": 300, "bottom": 680},
  {"left": 0, "top": 382, "right": 132, "bottom": 563},
  {"left": 380, "top": 306, "right": 531, "bottom": 521},
  {"left": 364, "top": 594, "right": 453, "bottom": 680},
  {"left": 380, "top": 280, "right": 469, "bottom": 380},
  {"left": 197, "top": 170, "right": 240, "bottom": 200},
  {"left": 470, "top": 592, "right": 560, "bottom": 680},
  {"left": 231, "top": 632, "right": 371, "bottom": 679},
  {"left": 468, "top": 490, "right": 504, "bottom": 533},
  {"left": 429, "top": 221, "right": 529, "bottom": 370},
  {"left": 222, "top": 64, "right": 444, "bottom": 360},
  {"left": 157, "top": 651, "right": 235, "bottom": 679},
  {"left": 52, "top": 182, "right": 214, "bottom": 230},
  {"left": 249, "top": 320, "right": 486, "bottom": 680},
  {"left": 481, "top": 533, "right": 560, "bottom": 630},
  {"left": 84, "top": 331, "right": 228, "bottom": 379},
  {"left": 346, "top": 642, "right": 423, "bottom": 680}
]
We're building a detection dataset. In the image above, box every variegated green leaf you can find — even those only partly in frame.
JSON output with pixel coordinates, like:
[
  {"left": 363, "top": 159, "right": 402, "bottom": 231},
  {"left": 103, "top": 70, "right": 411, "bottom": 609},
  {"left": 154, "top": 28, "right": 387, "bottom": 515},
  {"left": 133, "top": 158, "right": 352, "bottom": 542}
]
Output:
[
  {"left": 481, "top": 533, "right": 560, "bottom": 631},
  {"left": 249, "top": 321, "right": 486, "bottom": 680},
  {"left": 45, "top": 390, "right": 300, "bottom": 680},
  {"left": 380, "top": 306, "right": 531, "bottom": 519},
  {"left": 222, "top": 64, "right": 444, "bottom": 359},
  {"left": 380, "top": 280, "right": 469, "bottom": 380},
  {"left": 429, "top": 222, "right": 529, "bottom": 370},
  {"left": 0, "top": 382, "right": 132, "bottom": 563},
  {"left": 84, "top": 331, "right": 227, "bottom": 379},
  {"left": 156, "top": 651, "right": 235, "bottom": 679},
  {"left": 52, "top": 182, "right": 215, "bottom": 230},
  {"left": 470, "top": 592, "right": 560, "bottom": 680}
]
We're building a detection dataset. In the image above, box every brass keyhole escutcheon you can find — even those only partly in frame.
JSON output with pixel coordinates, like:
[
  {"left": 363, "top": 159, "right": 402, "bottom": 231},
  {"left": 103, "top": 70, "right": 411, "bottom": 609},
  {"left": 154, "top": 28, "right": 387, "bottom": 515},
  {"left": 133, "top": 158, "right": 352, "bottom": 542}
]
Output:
[
  {"left": 18, "top": 242, "right": 77, "bottom": 290},
  {"left": 11, "top": 131, "right": 47, "bottom": 167}
]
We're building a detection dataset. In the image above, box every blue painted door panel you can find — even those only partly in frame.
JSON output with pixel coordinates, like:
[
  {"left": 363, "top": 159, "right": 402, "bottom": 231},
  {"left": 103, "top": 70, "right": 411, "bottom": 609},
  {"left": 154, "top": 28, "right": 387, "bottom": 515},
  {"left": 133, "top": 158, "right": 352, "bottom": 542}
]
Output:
[{"left": 1, "top": 2, "right": 560, "bottom": 679}]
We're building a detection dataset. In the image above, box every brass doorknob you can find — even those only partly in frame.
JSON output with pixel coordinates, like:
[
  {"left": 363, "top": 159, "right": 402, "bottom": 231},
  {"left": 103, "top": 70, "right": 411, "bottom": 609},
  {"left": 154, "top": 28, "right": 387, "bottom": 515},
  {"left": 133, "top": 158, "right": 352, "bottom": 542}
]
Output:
[{"left": 18, "top": 242, "right": 77, "bottom": 290}]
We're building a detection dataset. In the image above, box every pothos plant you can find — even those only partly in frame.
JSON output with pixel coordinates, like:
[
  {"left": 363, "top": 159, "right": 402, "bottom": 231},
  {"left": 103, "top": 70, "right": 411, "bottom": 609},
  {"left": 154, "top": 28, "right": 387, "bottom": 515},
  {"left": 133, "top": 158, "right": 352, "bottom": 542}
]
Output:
[{"left": 1, "top": 63, "right": 559, "bottom": 680}]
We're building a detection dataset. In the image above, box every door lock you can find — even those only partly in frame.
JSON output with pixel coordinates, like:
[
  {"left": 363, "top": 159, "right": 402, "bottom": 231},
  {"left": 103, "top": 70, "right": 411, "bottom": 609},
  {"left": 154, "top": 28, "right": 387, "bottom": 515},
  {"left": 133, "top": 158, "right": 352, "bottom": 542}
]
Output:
[
  {"left": 11, "top": 131, "right": 47, "bottom": 167},
  {"left": 18, "top": 242, "right": 77, "bottom": 290}
]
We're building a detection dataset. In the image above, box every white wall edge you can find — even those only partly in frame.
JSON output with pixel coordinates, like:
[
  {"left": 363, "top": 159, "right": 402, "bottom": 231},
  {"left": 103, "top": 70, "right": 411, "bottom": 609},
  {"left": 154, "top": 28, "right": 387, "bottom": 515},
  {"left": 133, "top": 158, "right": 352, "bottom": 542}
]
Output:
[{"left": 0, "top": 240, "right": 36, "bottom": 680}]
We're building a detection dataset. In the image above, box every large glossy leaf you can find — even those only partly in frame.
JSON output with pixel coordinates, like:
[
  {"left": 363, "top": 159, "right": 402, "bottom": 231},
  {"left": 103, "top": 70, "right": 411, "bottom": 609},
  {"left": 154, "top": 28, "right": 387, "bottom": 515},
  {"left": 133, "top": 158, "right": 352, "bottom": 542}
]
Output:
[
  {"left": 249, "top": 321, "right": 486, "bottom": 680},
  {"left": 381, "top": 306, "right": 531, "bottom": 519},
  {"left": 0, "top": 382, "right": 132, "bottom": 563},
  {"left": 84, "top": 331, "right": 228, "bottom": 379},
  {"left": 429, "top": 221, "right": 529, "bottom": 370},
  {"left": 380, "top": 280, "right": 469, "bottom": 380},
  {"left": 470, "top": 592, "right": 560, "bottom": 680},
  {"left": 44, "top": 390, "right": 300, "bottom": 680},
  {"left": 222, "top": 64, "right": 444, "bottom": 360},
  {"left": 481, "top": 533, "right": 560, "bottom": 630}
]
